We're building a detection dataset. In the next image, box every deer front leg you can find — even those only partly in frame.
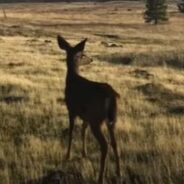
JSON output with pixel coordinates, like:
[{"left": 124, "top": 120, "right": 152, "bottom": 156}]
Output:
[
  {"left": 66, "top": 114, "right": 75, "bottom": 160},
  {"left": 81, "top": 121, "right": 88, "bottom": 157}
]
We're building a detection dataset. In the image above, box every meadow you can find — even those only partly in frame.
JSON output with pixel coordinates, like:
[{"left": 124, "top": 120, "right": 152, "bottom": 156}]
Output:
[{"left": 0, "top": 1, "right": 184, "bottom": 183}]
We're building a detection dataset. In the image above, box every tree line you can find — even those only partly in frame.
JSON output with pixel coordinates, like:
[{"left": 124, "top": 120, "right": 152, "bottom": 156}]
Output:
[
  {"left": 1, "top": 0, "right": 184, "bottom": 24},
  {"left": 0, "top": 0, "right": 142, "bottom": 2},
  {"left": 0, "top": 0, "right": 69, "bottom": 2},
  {"left": 144, "top": 0, "right": 184, "bottom": 24}
]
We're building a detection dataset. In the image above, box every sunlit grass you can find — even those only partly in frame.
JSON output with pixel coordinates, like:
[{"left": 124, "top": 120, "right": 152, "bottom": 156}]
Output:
[{"left": 0, "top": 1, "right": 184, "bottom": 184}]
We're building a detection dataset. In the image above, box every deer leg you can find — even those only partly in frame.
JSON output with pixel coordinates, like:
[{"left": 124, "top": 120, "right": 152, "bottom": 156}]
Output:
[
  {"left": 81, "top": 121, "right": 88, "bottom": 157},
  {"left": 90, "top": 124, "right": 108, "bottom": 184},
  {"left": 66, "top": 114, "right": 75, "bottom": 160},
  {"left": 107, "top": 123, "right": 120, "bottom": 177}
]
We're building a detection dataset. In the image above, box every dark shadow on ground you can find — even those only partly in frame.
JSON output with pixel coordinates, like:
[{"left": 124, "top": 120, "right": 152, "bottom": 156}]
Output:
[
  {"left": 0, "top": 84, "right": 28, "bottom": 104},
  {"left": 136, "top": 82, "right": 184, "bottom": 115},
  {"left": 95, "top": 51, "right": 184, "bottom": 70},
  {"left": 21, "top": 170, "right": 85, "bottom": 184},
  {"left": 95, "top": 53, "right": 134, "bottom": 65},
  {"left": 0, "top": 96, "right": 28, "bottom": 104}
]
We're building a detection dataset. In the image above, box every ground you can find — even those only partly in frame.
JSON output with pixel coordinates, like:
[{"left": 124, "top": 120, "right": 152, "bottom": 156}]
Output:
[{"left": 0, "top": 1, "right": 184, "bottom": 184}]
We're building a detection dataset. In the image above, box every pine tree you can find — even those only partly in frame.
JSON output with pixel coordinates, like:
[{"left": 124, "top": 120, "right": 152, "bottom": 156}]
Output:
[
  {"left": 144, "top": 0, "right": 168, "bottom": 25},
  {"left": 177, "top": 0, "right": 184, "bottom": 13}
]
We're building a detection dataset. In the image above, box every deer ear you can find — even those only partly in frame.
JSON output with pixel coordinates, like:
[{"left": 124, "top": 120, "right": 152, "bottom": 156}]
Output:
[
  {"left": 57, "top": 35, "right": 71, "bottom": 51},
  {"left": 74, "top": 38, "right": 87, "bottom": 52}
]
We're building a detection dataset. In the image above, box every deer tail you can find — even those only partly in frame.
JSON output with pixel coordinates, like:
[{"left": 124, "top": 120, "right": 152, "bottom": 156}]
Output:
[{"left": 106, "top": 96, "right": 118, "bottom": 125}]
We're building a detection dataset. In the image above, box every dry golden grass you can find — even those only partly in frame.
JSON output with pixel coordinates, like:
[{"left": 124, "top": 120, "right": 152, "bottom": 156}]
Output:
[{"left": 0, "top": 1, "right": 184, "bottom": 184}]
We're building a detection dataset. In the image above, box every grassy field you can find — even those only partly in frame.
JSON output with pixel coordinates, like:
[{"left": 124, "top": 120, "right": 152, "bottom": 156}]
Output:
[{"left": 0, "top": 1, "right": 184, "bottom": 184}]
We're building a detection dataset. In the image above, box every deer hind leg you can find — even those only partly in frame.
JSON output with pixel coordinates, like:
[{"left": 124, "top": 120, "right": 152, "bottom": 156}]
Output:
[
  {"left": 66, "top": 114, "right": 75, "bottom": 160},
  {"left": 107, "top": 123, "right": 120, "bottom": 177},
  {"left": 81, "top": 121, "right": 88, "bottom": 157},
  {"left": 90, "top": 124, "right": 108, "bottom": 184}
]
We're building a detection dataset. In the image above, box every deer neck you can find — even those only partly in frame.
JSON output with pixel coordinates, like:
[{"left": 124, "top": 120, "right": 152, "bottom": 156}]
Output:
[{"left": 66, "top": 56, "right": 79, "bottom": 80}]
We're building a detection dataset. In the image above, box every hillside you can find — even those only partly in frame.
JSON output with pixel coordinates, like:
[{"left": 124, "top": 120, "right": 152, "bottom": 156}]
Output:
[{"left": 0, "top": 1, "right": 184, "bottom": 184}]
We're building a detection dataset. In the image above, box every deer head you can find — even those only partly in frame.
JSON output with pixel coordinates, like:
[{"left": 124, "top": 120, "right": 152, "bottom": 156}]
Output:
[{"left": 57, "top": 36, "right": 93, "bottom": 70}]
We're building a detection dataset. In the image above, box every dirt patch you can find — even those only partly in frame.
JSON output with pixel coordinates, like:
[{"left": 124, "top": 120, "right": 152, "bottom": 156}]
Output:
[
  {"left": 101, "top": 41, "right": 123, "bottom": 48},
  {"left": 168, "top": 106, "right": 184, "bottom": 115},
  {"left": 0, "top": 24, "right": 52, "bottom": 37},
  {"left": 8, "top": 62, "right": 25, "bottom": 68},
  {"left": 136, "top": 82, "right": 184, "bottom": 114},
  {"left": 130, "top": 69, "right": 154, "bottom": 79},
  {"left": 94, "top": 33, "right": 121, "bottom": 39},
  {"left": 96, "top": 53, "right": 134, "bottom": 65},
  {"left": 0, "top": 84, "right": 28, "bottom": 104},
  {"left": 97, "top": 51, "right": 184, "bottom": 70},
  {"left": 0, "top": 96, "right": 27, "bottom": 104},
  {"left": 22, "top": 170, "right": 84, "bottom": 184}
]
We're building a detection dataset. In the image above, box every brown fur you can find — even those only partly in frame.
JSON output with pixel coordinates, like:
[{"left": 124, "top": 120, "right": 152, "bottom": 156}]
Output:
[{"left": 57, "top": 35, "right": 120, "bottom": 184}]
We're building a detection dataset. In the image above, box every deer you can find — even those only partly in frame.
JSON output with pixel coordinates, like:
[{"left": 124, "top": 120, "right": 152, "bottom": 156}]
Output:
[{"left": 57, "top": 35, "right": 120, "bottom": 184}]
